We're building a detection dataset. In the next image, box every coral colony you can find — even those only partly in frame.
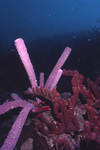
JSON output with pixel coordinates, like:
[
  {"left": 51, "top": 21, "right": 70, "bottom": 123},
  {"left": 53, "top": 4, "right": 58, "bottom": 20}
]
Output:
[{"left": 0, "top": 38, "right": 100, "bottom": 150}]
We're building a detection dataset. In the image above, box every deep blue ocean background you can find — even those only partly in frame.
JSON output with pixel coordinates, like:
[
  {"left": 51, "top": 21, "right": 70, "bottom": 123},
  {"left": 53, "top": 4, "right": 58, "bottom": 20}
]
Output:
[{"left": 0, "top": 0, "right": 100, "bottom": 95}]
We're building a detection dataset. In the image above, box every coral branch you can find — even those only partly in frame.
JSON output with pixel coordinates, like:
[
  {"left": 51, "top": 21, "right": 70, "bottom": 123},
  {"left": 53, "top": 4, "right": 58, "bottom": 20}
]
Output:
[
  {"left": 33, "top": 86, "right": 79, "bottom": 134},
  {"left": 33, "top": 87, "right": 61, "bottom": 103},
  {"left": 63, "top": 69, "right": 91, "bottom": 102},
  {"left": 87, "top": 77, "right": 100, "bottom": 99},
  {"left": 84, "top": 121, "right": 100, "bottom": 143}
]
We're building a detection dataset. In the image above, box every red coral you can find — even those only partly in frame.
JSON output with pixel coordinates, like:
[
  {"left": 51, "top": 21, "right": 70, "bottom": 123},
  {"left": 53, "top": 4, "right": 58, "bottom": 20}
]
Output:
[
  {"left": 63, "top": 69, "right": 91, "bottom": 101},
  {"left": 87, "top": 76, "right": 100, "bottom": 99},
  {"left": 84, "top": 121, "right": 100, "bottom": 143},
  {"left": 30, "top": 69, "right": 100, "bottom": 149},
  {"left": 33, "top": 87, "right": 79, "bottom": 134}
]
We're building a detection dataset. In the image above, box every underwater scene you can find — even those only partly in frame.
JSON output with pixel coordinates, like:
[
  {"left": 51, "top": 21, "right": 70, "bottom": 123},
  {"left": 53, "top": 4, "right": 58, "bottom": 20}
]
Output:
[{"left": 0, "top": 0, "right": 100, "bottom": 150}]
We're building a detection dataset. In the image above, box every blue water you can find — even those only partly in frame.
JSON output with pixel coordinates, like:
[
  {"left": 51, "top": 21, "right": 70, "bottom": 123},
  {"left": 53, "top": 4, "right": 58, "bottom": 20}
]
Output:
[
  {"left": 0, "top": 0, "right": 100, "bottom": 48},
  {"left": 0, "top": 0, "right": 100, "bottom": 92}
]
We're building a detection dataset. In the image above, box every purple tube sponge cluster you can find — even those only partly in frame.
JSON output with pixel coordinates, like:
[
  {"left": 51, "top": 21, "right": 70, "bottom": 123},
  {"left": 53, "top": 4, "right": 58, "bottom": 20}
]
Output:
[{"left": 0, "top": 38, "right": 71, "bottom": 149}]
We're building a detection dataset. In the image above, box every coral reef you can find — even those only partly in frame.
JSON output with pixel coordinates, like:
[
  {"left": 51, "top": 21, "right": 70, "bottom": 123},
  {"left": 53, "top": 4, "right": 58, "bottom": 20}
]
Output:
[
  {"left": 0, "top": 38, "right": 100, "bottom": 150},
  {"left": 31, "top": 70, "right": 100, "bottom": 149}
]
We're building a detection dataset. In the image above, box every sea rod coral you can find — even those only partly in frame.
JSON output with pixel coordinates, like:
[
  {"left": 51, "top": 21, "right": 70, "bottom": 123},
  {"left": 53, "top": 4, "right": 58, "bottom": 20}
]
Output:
[{"left": 0, "top": 38, "right": 71, "bottom": 150}]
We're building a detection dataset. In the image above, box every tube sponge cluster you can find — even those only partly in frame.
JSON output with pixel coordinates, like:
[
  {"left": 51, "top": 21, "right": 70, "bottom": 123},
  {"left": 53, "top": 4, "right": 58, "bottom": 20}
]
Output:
[{"left": 0, "top": 38, "right": 71, "bottom": 150}]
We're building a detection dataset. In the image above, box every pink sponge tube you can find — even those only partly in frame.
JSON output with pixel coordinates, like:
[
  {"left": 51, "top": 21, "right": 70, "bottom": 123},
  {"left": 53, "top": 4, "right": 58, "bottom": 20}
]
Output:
[
  {"left": 45, "top": 47, "right": 71, "bottom": 89},
  {"left": 1, "top": 103, "right": 35, "bottom": 150},
  {"left": 15, "top": 38, "right": 38, "bottom": 88}
]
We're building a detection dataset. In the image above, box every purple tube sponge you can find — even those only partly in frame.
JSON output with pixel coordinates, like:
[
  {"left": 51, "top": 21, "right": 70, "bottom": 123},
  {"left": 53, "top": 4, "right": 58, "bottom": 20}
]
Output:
[
  {"left": 0, "top": 93, "right": 28, "bottom": 115},
  {"left": 15, "top": 38, "right": 38, "bottom": 88},
  {"left": 1, "top": 103, "right": 35, "bottom": 150},
  {"left": 44, "top": 47, "right": 71, "bottom": 89},
  {"left": 0, "top": 94, "right": 36, "bottom": 150}
]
